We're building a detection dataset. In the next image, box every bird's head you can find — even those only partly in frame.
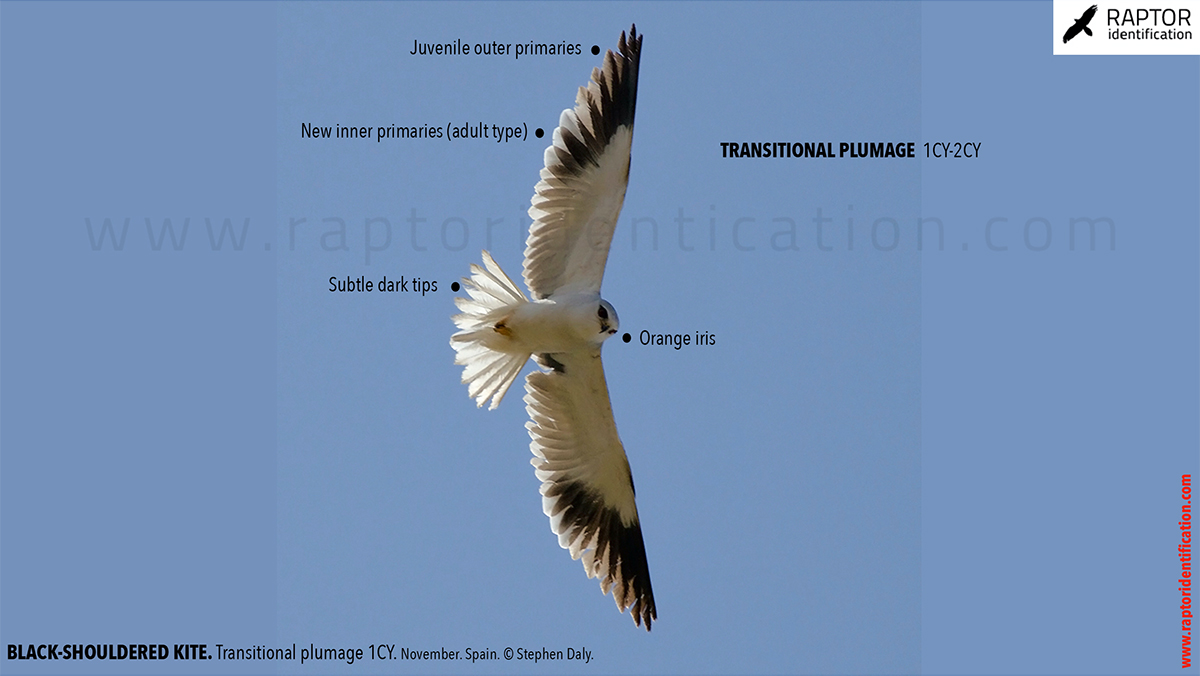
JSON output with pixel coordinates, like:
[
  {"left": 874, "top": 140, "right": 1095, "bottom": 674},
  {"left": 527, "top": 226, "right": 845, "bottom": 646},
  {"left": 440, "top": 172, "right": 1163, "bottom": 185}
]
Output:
[{"left": 596, "top": 299, "right": 620, "bottom": 341}]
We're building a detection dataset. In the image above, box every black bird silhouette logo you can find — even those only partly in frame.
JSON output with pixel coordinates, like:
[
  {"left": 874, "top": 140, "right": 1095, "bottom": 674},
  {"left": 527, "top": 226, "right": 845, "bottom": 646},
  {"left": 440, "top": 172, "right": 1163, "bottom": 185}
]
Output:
[{"left": 1063, "top": 5, "right": 1098, "bottom": 42}]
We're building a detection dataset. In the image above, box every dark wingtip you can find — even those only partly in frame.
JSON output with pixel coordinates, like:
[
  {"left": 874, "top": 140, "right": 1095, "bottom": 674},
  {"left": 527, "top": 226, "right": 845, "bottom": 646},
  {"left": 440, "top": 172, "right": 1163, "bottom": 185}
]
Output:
[
  {"left": 553, "top": 24, "right": 641, "bottom": 174},
  {"left": 543, "top": 479, "right": 657, "bottom": 633},
  {"left": 616, "top": 518, "right": 656, "bottom": 632},
  {"left": 636, "top": 602, "right": 656, "bottom": 632}
]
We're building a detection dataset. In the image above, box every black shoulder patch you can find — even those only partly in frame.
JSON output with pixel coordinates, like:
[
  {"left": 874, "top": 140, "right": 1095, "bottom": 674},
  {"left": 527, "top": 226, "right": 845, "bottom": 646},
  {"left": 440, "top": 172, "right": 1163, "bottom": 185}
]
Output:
[{"left": 535, "top": 353, "right": 566, "bottom": 373}]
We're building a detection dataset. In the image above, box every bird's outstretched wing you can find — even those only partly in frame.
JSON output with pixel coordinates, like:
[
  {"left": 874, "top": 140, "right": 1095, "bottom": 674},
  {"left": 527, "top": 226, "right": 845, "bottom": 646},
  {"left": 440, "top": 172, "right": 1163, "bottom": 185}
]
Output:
[
  {"left": 523, "top": 26, "right": 642, "bottom": 300},
  {"left": 1063, "top": 5, "right": 1098, "bottom": 42},
  {"left": 526, "top": 349, "right": 656, "bottom": 630}
]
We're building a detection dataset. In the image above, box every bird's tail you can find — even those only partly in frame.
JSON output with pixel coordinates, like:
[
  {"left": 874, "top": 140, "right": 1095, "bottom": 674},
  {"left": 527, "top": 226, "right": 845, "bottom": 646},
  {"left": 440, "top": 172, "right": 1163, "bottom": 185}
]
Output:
[{"left": 450, "top": 251, "right": 530, "bottom": 409}]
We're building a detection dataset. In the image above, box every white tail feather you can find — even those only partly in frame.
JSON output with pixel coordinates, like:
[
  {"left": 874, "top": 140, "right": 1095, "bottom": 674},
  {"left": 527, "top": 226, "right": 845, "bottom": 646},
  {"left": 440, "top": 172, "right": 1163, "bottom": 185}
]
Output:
[{"left": 450, "top": 251, "right": 530, "bottom": 409}]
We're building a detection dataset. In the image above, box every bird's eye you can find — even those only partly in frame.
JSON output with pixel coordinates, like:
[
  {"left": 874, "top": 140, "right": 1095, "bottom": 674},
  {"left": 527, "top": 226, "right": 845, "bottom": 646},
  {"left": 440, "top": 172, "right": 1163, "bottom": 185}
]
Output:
[{"left": 598, "top": 305, "right": 609, "bottom": 320}]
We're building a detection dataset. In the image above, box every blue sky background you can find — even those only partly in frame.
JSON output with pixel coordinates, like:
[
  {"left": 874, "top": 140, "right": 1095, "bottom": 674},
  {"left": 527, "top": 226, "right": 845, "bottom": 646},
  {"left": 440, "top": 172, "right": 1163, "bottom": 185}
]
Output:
[{"left": 1, "top": 2, "right": 1196, "bottom": 675}]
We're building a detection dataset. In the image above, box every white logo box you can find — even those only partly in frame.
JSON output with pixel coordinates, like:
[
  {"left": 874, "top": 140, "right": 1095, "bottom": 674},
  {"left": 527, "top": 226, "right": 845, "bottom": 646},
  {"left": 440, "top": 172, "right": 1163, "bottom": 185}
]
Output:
[{"left": 1054, "top": 0, "right": 1200, "bottom": 54}]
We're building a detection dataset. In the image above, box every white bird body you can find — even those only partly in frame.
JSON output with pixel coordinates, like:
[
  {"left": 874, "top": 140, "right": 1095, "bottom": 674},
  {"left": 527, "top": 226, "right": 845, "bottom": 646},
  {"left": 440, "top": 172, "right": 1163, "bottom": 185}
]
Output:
[
  {"left": 495, "top": 293, "right": 616, "bottom": 356},
  {"left": 451, "top": 26, "right": 655, "bottom": 631}
]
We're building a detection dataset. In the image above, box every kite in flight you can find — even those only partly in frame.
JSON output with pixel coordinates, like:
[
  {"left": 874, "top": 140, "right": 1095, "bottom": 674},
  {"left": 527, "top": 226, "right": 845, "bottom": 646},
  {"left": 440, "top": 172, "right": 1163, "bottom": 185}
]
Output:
[
  {"left": 1063, "top": 5, "right": 1098, "bottom": 42},
  {"left": 450, "top": 26, "right": 655, "bottom": 630}
]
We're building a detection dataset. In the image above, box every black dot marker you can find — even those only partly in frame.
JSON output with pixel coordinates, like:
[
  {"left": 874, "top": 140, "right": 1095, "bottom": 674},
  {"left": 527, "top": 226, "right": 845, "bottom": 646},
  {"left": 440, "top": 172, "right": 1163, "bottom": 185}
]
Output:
[
  {"left": 622, "top": 333, "right": 631, "bottom": 343},
  {"left": 591, "top": 45, "right": 600, "bottom": 55},
  {"left": 535, "top": 128, "right": 544, "bottom": 138},
  {"left": 451, "top": 281, "right": 461, "bottom": 292}
]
